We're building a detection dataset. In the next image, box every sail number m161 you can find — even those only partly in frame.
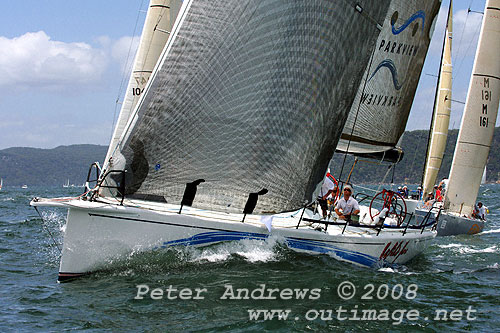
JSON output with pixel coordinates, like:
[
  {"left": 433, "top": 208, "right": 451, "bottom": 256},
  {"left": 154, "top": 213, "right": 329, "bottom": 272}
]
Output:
[{"left": 479, "top": 78, "right": 491, "bottom": 128}]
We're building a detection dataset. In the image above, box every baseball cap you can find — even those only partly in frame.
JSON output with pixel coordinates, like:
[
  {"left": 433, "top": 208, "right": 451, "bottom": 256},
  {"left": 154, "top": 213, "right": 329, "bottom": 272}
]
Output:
[{"left": 343, "top": 185, "right": 353, "bottom": 192}]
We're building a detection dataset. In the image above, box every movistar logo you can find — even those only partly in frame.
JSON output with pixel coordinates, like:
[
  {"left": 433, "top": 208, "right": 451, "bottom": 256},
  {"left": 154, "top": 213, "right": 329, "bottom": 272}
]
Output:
[
  {"left": 391, "top": 10, "right": 425, "bottom": 36},
  {"left": 368, "top": 59, "right": 404, "bottom": 91}
]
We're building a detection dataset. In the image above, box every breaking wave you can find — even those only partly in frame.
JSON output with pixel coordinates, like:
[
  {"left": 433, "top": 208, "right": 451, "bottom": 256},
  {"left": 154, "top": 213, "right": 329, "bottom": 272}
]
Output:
[
  {"left": 481, "top": 228, "right": 500, "bottom": 235},
  {"left": 188, "top": 235, "right": 286, "bottom": 263}
]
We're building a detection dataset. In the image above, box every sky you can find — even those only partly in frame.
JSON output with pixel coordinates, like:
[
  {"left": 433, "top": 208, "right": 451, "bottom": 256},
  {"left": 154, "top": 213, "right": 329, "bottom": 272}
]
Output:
[{"left": 0, "top": 0, "right": 494, "bottom": 149}]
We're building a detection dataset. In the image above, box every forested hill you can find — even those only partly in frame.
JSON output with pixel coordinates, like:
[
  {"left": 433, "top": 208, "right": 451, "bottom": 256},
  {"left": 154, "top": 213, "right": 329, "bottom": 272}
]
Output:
[
  {"left": 330, "top": 127, "right": 500, "bottom": 184},
  {"left": 0, "top": 145, "right": 107, "bottom": 186},
  {"left": 0, "top": 127, "right": 499, "bottom": 186}
]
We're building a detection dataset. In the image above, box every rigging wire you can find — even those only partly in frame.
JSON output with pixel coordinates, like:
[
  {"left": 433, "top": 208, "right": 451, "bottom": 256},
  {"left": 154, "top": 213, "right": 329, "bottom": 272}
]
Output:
[
  {"left": 452, "top": 0, "right": 474, "bottom": 64},
  {"left": 453, "top": 12, "right": 482, "bottom": 81},
  {"left": 104, "top": 0, "right": 179, "bottom": 179},
  {"left": 376, "top": 164, "right": 395, "bottom": 193},
  {"left": 408, "top": 130, "right": 425, "bottom": 183},
  {"left": 336, "top": 46, "right": 377, "bottom": 184},
  {"left": 453, "top": 0, "right": 484, "bottom": 81},
  {"left": 108, "top": 0, "right": 146, "bottom": 143}
]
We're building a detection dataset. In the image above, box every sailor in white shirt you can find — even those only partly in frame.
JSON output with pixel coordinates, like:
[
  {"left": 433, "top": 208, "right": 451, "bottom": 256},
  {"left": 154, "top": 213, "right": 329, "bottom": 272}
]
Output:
[
  {"left": 476, "top": 202, "right": 487, "bottom": 220},
  {"left": 318, "top": 175, "right": 337, "bottom": 218},
  {"left": 335, "top": 185, "right": 360, "bottom": 221}
]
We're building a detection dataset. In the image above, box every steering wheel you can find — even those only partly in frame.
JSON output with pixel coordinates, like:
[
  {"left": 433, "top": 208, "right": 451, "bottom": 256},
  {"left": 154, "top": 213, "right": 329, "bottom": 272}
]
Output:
[
  {"left": 326, "top": 172, "right": 340, "bottom": 202},
  {"left": 369, "top": 189, "right": 407, "bottom": 226}
]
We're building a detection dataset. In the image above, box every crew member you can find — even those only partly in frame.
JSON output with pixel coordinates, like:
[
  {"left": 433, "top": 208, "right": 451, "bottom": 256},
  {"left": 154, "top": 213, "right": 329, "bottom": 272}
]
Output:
[
  {"left": 435, "top": 185, "right": 443, "bottom": 202},
  {"left": 475, "top": 202, "right": 487, "bottom": 220},
  {"left": 318, "top": 174, "right": 336, "bottom": 218},
  {"left": 424, "top": 192, "right": 434, "bottom": 203},
  {"left": 335, "top": 185, "right": 360, "bottom": 221},
  {"left": 402, "top": 186, "right": 409, "bottom": 199}
]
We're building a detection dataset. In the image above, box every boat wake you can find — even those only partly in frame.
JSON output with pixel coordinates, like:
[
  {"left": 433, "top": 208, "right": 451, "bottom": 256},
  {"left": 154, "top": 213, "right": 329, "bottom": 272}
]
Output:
[
  {"left": 487, "top": 263, "right": 499, "bottom": 269},
  {"left": 86, "top": 236, "right": 291, "bottom": 280},
  {"left": 480, "top": 228, "right": 500, "bottom": 235},
  {"left": 438, "top": 243, "right": 498, "bottom": 254},
  {"left": 437, "top": 243, "right": 462, "bottom": 249},
  {"left": 458, "top": 245, "right": 498, "bottom": 254},
  {"left": 188, "top": 235, "right": 286, "bottom": 264}
]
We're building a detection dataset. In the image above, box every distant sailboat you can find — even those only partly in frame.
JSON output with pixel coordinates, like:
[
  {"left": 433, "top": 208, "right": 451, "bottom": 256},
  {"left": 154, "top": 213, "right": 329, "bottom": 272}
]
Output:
[
  {"left": 421, "top": 0, "right": 453, "bottom": 198},
  {"left": 63, "top": 179, "right": 70, "bottom": 188},
  {"left": 436, "top": 0, "right": 499, "bottom": 236},
  {"left": 481, "top": 165, "right": 487, "bottom": 184},
  {"left": 21, "top": 185, "right": 28, "bottom": 189},
  {"left": 0, "top": 178, "right": 3, "bottom": 191},
  {"left": 410, "top": 0, "right": 453, "bottom": 218}
]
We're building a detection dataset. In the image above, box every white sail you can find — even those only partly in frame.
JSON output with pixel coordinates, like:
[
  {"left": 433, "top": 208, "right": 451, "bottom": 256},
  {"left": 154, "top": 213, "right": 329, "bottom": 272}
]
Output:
[
  {"left": 422, "top": 0, "right": 453, "bottom": 196},
  {"left": 481, "top": 165, "right": 487, "bottom": 184},
  {"left": 444, "top": 0, "right": 500, "bottom": 215},
  {"left": 336, "top": 1, "right": 441, "bottom": 161},
  {"left": 104, "top": 0, "right": 182, "bottom": 170},
  {"left": 108, "top": 0, "right": 391, "bottom": 214}
]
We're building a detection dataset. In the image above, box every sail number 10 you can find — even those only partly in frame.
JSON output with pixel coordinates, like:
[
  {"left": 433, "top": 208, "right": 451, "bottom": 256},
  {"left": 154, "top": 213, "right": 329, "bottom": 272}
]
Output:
[{"left": 132, "top": 87, "right": 144, "bottom": 96}]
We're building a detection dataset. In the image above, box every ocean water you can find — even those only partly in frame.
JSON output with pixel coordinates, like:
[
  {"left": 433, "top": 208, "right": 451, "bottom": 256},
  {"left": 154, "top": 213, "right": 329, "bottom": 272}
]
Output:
[{"left": 0, "top": 185, "right": 499, "bottom": 332}]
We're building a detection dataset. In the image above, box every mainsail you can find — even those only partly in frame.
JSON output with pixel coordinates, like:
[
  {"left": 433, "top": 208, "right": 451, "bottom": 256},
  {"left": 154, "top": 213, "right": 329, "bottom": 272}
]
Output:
[
  {"left": 444, "top": 0, "right": 500, "bottom": 215},
  {"left": 108, "top": 0, "right": 391, "bottom": 214},
  {"left": 104, "top": 0, "right": 182, "bottom": 169},
  {"left": 336, "top": 0, "right": 441, "bottom": 161},
  {"left": 422, "top": 0, "right": 453, "bottom": 198}
]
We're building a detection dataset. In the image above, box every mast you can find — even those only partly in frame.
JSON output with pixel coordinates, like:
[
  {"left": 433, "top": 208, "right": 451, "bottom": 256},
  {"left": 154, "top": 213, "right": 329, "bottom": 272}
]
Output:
[
  {"left": 104, "top": 0, "right": 182, "bottom": 170},
  {"left": 444, "top": 0, "right": 500, "bottom": 215},
  {"left": 421, "top": 0, "right": 453, "bottom": 196}
]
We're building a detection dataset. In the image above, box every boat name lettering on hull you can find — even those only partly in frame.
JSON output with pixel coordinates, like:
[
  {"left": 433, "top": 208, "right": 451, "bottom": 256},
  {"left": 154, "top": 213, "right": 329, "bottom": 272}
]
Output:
[{"left": 379, "top": 240, "right": 409, "bottom": 260}]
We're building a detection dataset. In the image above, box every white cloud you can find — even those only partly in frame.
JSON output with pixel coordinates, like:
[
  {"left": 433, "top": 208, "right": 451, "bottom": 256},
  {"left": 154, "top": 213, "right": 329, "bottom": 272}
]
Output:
[
  {"left": 453, "top": 8, "right": 483, "bottom": 51},
  {"left": 0, "top": 31, "right": 108, "bottom": 89},
  {"left": 111, "top": 35, "right": 140, "bottom": 74},
  {"left": 429, "top": 7, "right": 483, "bottom": 60}
]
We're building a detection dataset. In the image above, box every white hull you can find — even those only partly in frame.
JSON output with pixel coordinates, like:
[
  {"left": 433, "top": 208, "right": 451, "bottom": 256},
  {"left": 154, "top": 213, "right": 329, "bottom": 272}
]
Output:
[{"left": 32, "top": 198, "right": 436, "bottom": 281}]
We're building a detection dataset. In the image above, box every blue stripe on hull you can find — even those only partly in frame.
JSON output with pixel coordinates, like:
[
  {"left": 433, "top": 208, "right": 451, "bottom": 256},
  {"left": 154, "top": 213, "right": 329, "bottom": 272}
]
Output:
[{"left": 160, "top": 231, "right": 379, "bottom": 267}]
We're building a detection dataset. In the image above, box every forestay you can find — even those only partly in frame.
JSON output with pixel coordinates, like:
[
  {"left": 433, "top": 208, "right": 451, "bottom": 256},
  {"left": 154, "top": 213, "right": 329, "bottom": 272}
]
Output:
[
  {"left": 108, "top": 0, "right": 390, "bottom": 214},
  {"left": 337, "top": 0, "right": 441, "bottom": 157},
  {"left": 105, "top": 0, "right": 182, "bottom": 168}
]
